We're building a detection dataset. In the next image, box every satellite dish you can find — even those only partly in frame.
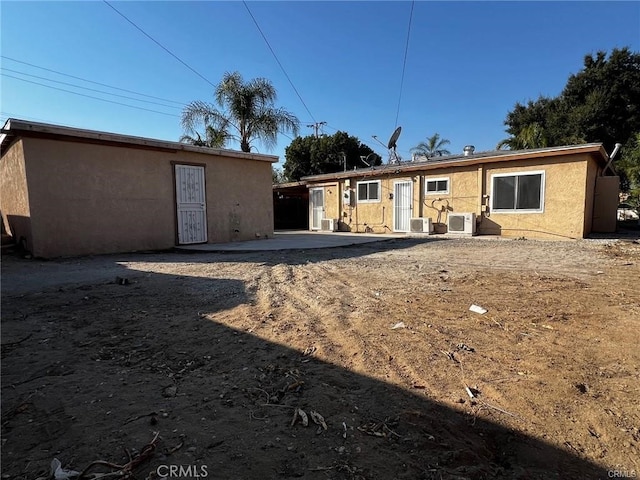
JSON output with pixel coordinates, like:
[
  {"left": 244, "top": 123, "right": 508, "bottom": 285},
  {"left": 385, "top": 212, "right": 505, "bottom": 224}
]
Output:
[
  {"left": 387, "top": 126, "right": 402, "bottom": 150},
  {"left": 360, "top": 152, "right": 377, "bottom": 168},
  {"left": 386, "top": 126, "right": 402, "bottom": 164},
  {"left": 366, "top": 152, "right": 377, "bottom": 166}
]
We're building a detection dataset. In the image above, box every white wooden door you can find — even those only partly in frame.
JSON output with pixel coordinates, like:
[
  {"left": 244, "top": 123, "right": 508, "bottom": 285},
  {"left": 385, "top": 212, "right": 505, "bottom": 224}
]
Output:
[
  {"left": 310, "top": 188, "right": 324, "bottom": 230},
  {"left": 175, "top": 165, "right": 207, "bottom": 244},
  {"left": 394, "top": 181, "right": 413, "bottom": 232}
]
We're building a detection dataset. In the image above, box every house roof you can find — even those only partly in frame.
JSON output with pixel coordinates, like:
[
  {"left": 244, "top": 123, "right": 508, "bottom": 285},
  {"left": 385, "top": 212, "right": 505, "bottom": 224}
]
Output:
[
  {"left": 301, "top": 143, "right": 611, "bottom": 182},
  {"left": 0, "top": 118, "right": 279, "bottom": 163}
]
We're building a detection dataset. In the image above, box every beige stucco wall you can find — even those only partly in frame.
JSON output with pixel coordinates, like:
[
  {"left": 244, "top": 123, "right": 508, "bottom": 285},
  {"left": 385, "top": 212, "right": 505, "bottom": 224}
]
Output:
[
  {"left": 348, "top": 177, "right": 416, "bottom": 233},
  {"left": 0, "top": 140, "right": 33, "bottom": 250},
  {"left": 6, "top": 137, "right": 273, "bottom": 257},
  {"left": 481, "top": 156, "right": 589, "bottom": 239},
  {"left": 202, "top": 150, "right": 274, "bottom": 243},
  {"left": 306, "top": 152, "right": 599, "bottom": 239}
]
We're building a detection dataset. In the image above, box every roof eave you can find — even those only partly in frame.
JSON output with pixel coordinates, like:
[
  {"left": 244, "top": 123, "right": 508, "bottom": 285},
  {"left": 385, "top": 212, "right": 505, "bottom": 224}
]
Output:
[
  {"left": 0, "top": 118, "right": 279, "bottom": 163},
  {"left": 301, "top": 143, "right": 609, "bottom": 182}
]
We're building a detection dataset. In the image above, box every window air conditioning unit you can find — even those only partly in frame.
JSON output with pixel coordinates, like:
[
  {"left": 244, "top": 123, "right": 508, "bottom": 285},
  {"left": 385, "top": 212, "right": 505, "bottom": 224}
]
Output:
[
  {"left": 321, "top": 218, "right": 338, "bottom": 232},
  {"left": 447, "top": 212, "right": 477, "bottom": 235},
  {"left": 410, "top": 217, "right": 433, "bottom": 234}
]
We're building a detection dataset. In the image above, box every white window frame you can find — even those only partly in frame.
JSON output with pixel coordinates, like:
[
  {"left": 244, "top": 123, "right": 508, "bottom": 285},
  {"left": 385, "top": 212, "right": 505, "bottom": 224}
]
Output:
[
  {"left": 356, "top": 180, "right": 381, "bottom": 203},
  {"left": 424, "top": 177, "right": 450, "bottom": 195},
  {"left": 491, "top": 170, "right": 545, "bottom": 214}
]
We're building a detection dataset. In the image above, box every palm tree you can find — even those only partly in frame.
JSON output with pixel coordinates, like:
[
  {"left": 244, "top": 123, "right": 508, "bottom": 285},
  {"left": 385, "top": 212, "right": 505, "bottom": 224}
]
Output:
[
  {"left": 496, "top": 123, "right": 548, "bottom": 150},
  {"left": 411, "top": 133, "right": 451, "bottom": 158},
  {"left": 181, "top": 72, "right": 300, "bottom": 153},
  {"left": 179, "top": 124, "right": 231, "bottom": 148}
]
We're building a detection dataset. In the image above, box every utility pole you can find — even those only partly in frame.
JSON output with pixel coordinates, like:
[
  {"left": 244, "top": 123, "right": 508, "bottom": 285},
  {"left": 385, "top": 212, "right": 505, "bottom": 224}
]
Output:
[{"left": 307, "top": 121, "right": 327, "bottom": 138}]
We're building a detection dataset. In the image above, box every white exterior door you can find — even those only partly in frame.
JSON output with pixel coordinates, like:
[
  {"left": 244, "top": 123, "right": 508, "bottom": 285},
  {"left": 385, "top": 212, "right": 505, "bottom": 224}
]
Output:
[
  {"left": 394, "top": 181, "right": 413, "bottom": 232},
  {"left": 175, "top": 165, "right": 207, "bottom": 244},
  {"left": 310, "top": 188, "right": 324, "bottom": 230}
]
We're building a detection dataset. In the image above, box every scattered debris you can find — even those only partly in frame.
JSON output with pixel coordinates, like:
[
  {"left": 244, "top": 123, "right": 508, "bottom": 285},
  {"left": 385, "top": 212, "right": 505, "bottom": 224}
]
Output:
[
  {"left": 310, "top": 410, "right": 328, "bottom": 434},
  {"left": 342, "top": 422, "right": 348, "bottom": 439},
  {"left": 469, "top": 304, "right": 488, "bottom": 315},
  {"left": 76, "top": 432, "right": 160, "bottom": 479},
  {"left": 51, "top": 458, "right": 80, "bottom": 480},
  {"left": 456, "top": 343, "right": 475, "bottom": 352},
  {"left": 357, "top": 417, "right": 401, "bottom": 439},
  {"left": 301, "top": 346, "right": 317, "bottom": 357},
  {"left": 464, "top": 386, "right": 476, "bottom": 399},
  {"left": 291, "top": 408, "right": 309, "bottom": 427},
  {"left": 390, "top": 322, "right": 406, "bottom": 330},
  {"left": 441, "top": 350, "right": 459, "bottom": 363},
  {"left": 114, "top": 276, "right": 130, "bottom": 286}
]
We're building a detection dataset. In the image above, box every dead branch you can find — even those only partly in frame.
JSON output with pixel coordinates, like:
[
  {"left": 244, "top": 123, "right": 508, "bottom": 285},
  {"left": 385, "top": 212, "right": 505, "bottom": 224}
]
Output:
[{"left": 78, "top": 432, "right": 160, "bottom": 479}]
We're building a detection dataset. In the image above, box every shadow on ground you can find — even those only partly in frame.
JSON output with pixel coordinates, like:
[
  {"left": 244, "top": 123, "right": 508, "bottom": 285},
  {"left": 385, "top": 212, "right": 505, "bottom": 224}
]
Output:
[{"left": 0, "top": 257, "right": 610, "bottom": 480}]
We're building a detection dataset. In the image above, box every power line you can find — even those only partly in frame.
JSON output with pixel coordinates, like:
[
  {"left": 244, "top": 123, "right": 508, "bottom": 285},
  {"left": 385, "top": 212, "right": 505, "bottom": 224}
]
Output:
[
  {"left": 1, "top": 68, "right": 183, "bottom": 110},
  {"left": 2, "top": 74, "right": 180, "bottom": 118},
  {"left": 242, "top": 1, "right": 316, "bottom": 123},
  {"left": 395, "top": 0, "right": 414, "bottom": 128},
  {"left": 102, "top": 1, "right": 216, "bottom": 89},
  {"left": 1, "top": 55, "right": 187, "bottom": 106},
  {"left": 0, "top": 111, "right": 85, "bottom": 129}
]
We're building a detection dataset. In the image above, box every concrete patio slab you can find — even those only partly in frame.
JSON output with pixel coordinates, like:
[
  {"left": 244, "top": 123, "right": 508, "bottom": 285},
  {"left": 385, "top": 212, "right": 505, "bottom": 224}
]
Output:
[{"left": 175, "top": 230, "right": 402, "bottom": 252}]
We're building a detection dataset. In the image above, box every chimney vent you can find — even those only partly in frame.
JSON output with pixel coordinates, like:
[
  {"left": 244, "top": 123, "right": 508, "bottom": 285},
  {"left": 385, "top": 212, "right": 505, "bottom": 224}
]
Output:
[{"left": 463, "top": 145, "right": 475, "bottom": 156}]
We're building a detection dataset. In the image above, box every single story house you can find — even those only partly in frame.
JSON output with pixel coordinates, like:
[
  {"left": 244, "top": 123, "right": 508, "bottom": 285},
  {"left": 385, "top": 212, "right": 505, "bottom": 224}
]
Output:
[
  {"left": 301, "top": 143, "right": 619, "bottom": 239},
  {"left": 0, "top": 119, "right": 277, "bottom": 258}
]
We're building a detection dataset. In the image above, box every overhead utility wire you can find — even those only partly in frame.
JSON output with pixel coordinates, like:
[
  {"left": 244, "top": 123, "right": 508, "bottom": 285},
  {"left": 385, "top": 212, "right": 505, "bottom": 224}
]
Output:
[
  {"left": 102, "top": 1, "right": 216, "bottom": 88},
  {"left": 2, "top": 74, "right": 180, "bottom": 118},
  {"left": 1, "top": 68, "right": 182, "bottom": 109},
  {"left": 242, "top": 1, "right": 316, "bottom": 123},
  {"left": 394, "top": 0, "right": 414, "bottom": 128},
  {"left": 1, "top": 56, "right": 186, "bottom": 106}
]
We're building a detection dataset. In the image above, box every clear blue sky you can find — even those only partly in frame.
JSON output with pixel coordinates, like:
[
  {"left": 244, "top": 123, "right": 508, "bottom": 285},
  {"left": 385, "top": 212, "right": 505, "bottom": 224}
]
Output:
[{"left": 1, "top": 1, "right": 639, "bottom": 167}]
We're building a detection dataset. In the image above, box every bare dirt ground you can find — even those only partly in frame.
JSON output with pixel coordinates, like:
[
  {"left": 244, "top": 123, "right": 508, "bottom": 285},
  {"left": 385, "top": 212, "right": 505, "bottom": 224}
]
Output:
[{"left": 2, "top": 237, "right": 639, "bottom": 480}]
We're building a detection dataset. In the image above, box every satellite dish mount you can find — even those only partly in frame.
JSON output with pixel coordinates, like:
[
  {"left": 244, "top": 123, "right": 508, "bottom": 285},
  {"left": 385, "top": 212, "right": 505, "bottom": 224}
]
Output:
[{"left": 387, "top": 126, "right": 402, "bottom": 164}]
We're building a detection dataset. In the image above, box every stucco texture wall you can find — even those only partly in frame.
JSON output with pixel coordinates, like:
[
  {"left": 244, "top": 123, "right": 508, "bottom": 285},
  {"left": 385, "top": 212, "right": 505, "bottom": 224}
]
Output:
[
  {"left": 11, "top": 137, "right": 274, "bottom": 257},
  {"left": 0, "top": 140, "right": 33, "bottom": 250},
  {"left": 306, "top": 152, "right": 601, "bottom": 239},
  {"left": 480, "top": 156, "right": 589, "bottom": 239},
  {"left": 200, "top": 151, "right": 274, "bottom": 243},
  {"left": 421, "top": 167, "right": 480, "bottom": 227},
  {"left": 347, "top": 177, "right": 413, "bottom": 233}
]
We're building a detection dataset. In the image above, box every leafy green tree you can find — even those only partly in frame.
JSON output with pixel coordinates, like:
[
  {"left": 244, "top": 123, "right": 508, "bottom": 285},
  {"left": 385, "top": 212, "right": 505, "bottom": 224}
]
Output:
[
  {"left": 411, "top": 133, "right": 451, "bottom": 157},
  {"left": 499, "top": 48, "right": 640, "bottom": 154},
  {"left": 617, "top": 132, "right": 640, "bottom": 207},
  {"left": 181, "top": 71, "right": 300, "bottom": 153},
  {"left": 283, "top": 131, "right": 382, "bottom": 181}
]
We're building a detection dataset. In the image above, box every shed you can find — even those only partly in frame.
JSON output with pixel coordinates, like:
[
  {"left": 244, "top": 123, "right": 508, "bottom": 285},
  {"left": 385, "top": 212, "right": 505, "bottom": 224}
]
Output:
[
  {"left": 0, "top": 119, "right": 277, "bottom": 257},
  {"left": 302, "top": 143, "right": 619, "bottom": 239}
]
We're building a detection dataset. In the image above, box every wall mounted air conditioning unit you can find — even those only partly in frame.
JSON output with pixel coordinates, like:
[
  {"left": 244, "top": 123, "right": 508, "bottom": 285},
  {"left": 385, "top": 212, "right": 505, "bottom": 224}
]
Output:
[
  {"left": 410, "top": 217, "right": 433, "bottom": 234},
  {"left": 321, "top": 218, "right": 338, "bottom": 232},
  {"left": 447, "top": 212, "right": 476, "bottom": 235}
]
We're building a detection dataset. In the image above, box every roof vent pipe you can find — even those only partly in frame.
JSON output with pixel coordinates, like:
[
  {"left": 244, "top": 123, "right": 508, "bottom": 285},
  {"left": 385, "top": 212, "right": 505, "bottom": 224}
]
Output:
[
  {"left": 463, "top": 145, "right": 475, "bottom": 156},
  {"left": 609, "top": 143, "right": 622, "bottom": 161},
  {"left": 603, "top": 142, "right": 622, "bottom": 175}
]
